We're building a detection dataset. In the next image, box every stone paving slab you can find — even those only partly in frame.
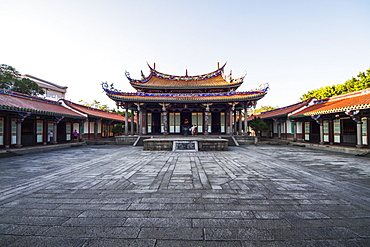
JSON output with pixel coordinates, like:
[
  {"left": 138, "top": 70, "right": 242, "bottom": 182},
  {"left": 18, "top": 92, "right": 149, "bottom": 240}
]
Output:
[{"left": 0, "top": 145, "right": 370, "bottom": 246}]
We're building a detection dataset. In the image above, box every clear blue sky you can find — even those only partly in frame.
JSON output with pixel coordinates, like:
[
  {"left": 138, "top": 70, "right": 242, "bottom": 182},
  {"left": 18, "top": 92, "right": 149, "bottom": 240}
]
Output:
[{"left": 1, "top": 0, "right": 369, "bottom": 109}]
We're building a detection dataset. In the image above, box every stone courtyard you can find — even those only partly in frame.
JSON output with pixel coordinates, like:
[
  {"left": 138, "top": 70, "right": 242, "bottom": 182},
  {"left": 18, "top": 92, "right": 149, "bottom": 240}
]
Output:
[{"left": 0, "top": 144, "right": 369, "bottom": 246}]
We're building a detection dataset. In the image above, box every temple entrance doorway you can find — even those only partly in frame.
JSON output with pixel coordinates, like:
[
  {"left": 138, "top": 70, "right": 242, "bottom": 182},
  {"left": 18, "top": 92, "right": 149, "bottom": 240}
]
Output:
[
  {"left": 21, "top": 118, "right": 35, "bottom": 146},
  {"left": 211, "top": 112, "right": 226, "bottom": 134},
  {"left": 152, "top": 112, "right": 161, "bottom": 134},
  {"left": 310, "top": 122, "right": 320, "bottom": 143},
  {"left": 181, "top": 112, "right": 191, "bottom": 135},
  {"left": 212, "top": 112, "right": 221, "bottom": 134},
  {"left": 342, "top": 118, "right": 356, "bottom": 145}
]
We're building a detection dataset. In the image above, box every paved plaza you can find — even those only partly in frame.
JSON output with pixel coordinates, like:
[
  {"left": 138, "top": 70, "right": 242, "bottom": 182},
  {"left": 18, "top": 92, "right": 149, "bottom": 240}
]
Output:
[{"left": 0, "top": 144, "right": 370, "bottom": 246}]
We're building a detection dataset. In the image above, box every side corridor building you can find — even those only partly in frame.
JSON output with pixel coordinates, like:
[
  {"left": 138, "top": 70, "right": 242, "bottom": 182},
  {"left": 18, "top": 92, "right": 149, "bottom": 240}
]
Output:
[
  {"left": 0, "top": 89, "right": 126, "bottom": 149},
  {"left": 249, "top": 89, "right": 370, "bottom": 148}
]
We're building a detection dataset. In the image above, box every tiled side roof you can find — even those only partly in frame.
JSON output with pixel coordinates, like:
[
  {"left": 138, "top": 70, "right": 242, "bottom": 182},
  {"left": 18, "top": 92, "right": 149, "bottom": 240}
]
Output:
[
  {"left": 62, "top": 100, "right": 125, "bottom": 122},
  {"left": 0, "top": 89, "right": 85, "bottom": 118},
  {"left": 105, "top": 89, "right": 267, "bottom": 103},
  {"left": 290, "top": 89, "right": 370, "bottom": 117},
  {"left": 248, "top": 98, "right": 314, "bottom": 120}
]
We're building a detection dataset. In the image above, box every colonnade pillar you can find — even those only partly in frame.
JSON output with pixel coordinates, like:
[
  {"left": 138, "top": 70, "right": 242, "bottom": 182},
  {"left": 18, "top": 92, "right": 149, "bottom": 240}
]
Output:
[
  {"left": 15, "top": 120, "right": 22, "bottom": 148},
  {"left": 204, "top": 103, "right": 209, "bottom": 135},
  {"left": 131, "top": 109, "right": 134, "bottom": 135},
  {"left": 244, "top": 106, "right": 248, "bottom": 135},
  {"left": 124, "top": 103, "right": 128, "bottom": 136},
  {"left": 356, "top": 119, "right": 363, "bottom": 148},
  {"left": 15, "top": 113, "right": 31, "bottom": 148},
  {"left": 227, "top": 107, "right": 233, "bottom": 135},
  {"left": 293, "top": 121, "right": 297, "bottom": 141},
  {"left": 79, "top": 121, "right": 83, "bottom": 141},
  {"left": 319, "top": 120, "right": 324, "bottom": 145},
  {"left": 162, "top": 104, "right": 168, "bottom": 135},
  {"left": 53, "top": 122, "right": 58, "bottom": 144},
  {"left": 238, "top": 110, "right": 242, "bottom": 135},
  {"left": 134, "top": 103, "right": 142, "bottom": 135},
  {"left": 94, "top": 121, "right": 99, "bottom": 139},
  {"left": 233, "top": 109, "right": 237, "bottom": 135},
  {"left": 226, "top": 103, "right": 235, "bottom": 135},
  {"left": 137, "top": 110, "right": 141, "bottom": 135}
]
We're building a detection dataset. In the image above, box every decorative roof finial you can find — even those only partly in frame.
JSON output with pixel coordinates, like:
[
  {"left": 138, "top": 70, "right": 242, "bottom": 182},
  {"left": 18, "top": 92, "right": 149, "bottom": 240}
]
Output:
[
  {"left": 217, "top": 62, "right": 220, "bottom": 69},
  {"left": 153, "top": 62, "right": 156, "bottom": 70},
  {"left": 185, "top": 69, "right": 188, "bottom": 77},
  {"left": 141, "top": 70, "right": 145, "bottom": 79}
]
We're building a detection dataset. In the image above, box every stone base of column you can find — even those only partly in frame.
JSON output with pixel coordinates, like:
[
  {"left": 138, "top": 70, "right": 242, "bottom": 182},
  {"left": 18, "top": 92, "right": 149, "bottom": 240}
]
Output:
[
  {"left": 204, "top": 132, "right": 209, "bottom": 135},
  {"left": 356, "top": 144, "right": 363, "bottom": 148},
  {"left": 15, "top": 144, "right": 22, "bottom": 148},
  {"left": 319, "top": 142, "right": 325, "bottom": 145}
]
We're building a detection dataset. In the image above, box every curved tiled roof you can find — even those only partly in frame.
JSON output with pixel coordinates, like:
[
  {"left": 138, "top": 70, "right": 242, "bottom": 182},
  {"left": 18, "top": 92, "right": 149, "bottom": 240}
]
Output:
[
  {"left": 0, "top": 89, "right": 85, "bottom": 118},
  {"left": 290, "top": 89, "right": 370, "bottom": 117},
  {"left": 104, "top": 88, "right": 268, "bottom": 103},
  {"left": 61, "top": 100, "right": 126, "bottom": 122},
  {"left": 126, "top": 64, "right": 244, "bottom": 90},
  {"left": 248, "top": 98, "right": 315, "bottom": 120}
]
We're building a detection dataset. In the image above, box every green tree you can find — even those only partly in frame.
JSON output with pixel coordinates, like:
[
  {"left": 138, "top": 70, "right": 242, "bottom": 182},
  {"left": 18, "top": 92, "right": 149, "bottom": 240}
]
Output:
[
  {"left": 249, "top": 117, "right": 268, "bottom": 136},
  {"left": 112, "top": 124, "right": 124, "bottom": 135},
  {"left": 300, "top": 68, "right": 370, "bottom": 100},
  {"left": 78, "top": 99, "right": 110, "bottom": 111},
  {"left": 111, "top": 108, "right": 132, "bottom": 117},
  {"left": 0, "top": 64, "right": 45, "bottom": 96},
  {"left": 249, "top": 105, "right": 278, "bottom": 116}
]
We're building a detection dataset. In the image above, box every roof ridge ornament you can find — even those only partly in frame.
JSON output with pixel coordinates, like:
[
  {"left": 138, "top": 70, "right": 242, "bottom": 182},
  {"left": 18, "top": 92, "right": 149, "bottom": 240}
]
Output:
[{"left": 125, "top": 71, "right": 131, "bottom": 79}]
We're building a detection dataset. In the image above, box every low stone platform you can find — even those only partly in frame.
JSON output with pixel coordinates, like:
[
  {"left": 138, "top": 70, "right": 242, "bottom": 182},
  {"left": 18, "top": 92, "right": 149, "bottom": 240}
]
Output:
[
  {"left": 115, "top": 136, "right": 139, "bottom": 145},
  {"left": 143, "top": 137, "right": 228, "bottom": 151}
]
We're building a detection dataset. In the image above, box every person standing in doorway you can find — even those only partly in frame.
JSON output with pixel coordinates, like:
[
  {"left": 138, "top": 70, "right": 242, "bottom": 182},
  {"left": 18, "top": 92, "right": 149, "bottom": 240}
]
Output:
[
  {"left": 49, "top": 130, "right": 53, "bottom": 143},
  {"left": 73, "top": 130, "right": 78, "bottom": 141}
]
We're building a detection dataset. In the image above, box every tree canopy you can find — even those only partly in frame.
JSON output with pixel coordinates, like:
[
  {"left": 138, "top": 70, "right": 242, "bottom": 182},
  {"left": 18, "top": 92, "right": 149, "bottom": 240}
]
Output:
[
  {"left": 249, "top": 105, "right": 278, "bottom": 116},
  {"left": 111, "top": 124, "right": 124, "bottom": 135},
  {"left": 300, "top": 68, "right": 370, "bottom": 101},
  {"left": 0, "top": 64, "right": 45, "bottom": 96},
  {"left": 78, "top": 99, "right": 110, "bottom": 111},
  {"left": 249, "top": 117, "right": 268, "bottom": 136}
]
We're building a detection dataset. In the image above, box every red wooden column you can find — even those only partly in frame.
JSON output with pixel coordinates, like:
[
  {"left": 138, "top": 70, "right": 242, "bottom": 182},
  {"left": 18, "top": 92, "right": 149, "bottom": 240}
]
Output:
[{"left": 124, "top": 102, "right": 128, "bottom": 136}]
